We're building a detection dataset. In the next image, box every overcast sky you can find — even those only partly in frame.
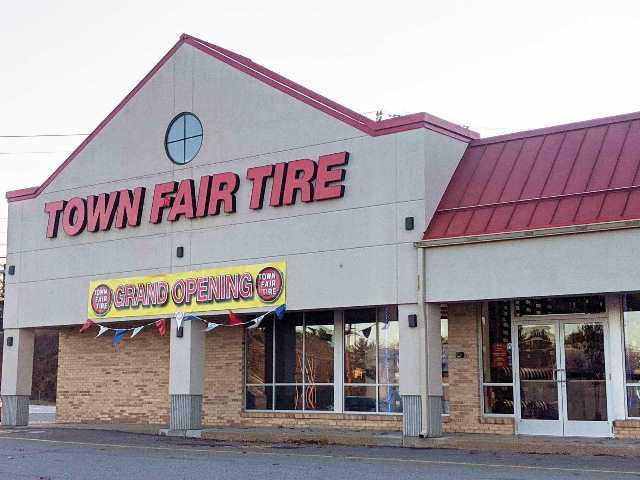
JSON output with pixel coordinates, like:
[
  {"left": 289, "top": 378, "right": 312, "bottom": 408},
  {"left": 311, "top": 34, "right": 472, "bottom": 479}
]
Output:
[{"left": 2, "top": 0, "right": 640, "bottom": 258}]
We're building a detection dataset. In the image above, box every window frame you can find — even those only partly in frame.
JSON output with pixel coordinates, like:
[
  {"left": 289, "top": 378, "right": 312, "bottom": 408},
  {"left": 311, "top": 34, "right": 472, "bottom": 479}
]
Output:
[
  {"left": 164, "top": 112, "right": 203, "bottom": 165},
  {"left": 479, "top": 301, "right": 515, "bottom": 418},
  {"left": 622, "top": 294, "right": 640, "bottom": 419},
  {"left": 244, "top": 307, "right": 401, "bottom": 415},
  {"left": 244, "top": 310, "right": 336, "bottom": 413},
  {"left": 343, "top": 306, "right": 401, "bottom": 415}
]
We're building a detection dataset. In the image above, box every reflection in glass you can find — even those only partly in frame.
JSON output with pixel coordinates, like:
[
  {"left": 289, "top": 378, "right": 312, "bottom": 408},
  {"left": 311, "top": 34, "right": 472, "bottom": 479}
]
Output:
[
  {"left": 246, "top": 321, "right": 273, "bottom": 384},
  {"left": 520, "top": 381, "right": 559, "bottom": 419},
  {"left": 625, "top": 294, "right": 640, "bottom": 417},
  {"left": 344, "top": 309, "right": 377, "bottom": 384},
  {"left": 275, "top": 385, "right": 303, "bottom": 410},
  {"left": 483, "top": 386, "right": 514, "bottom": 414},
  {"left": 304, "top": 385, "right": 334, "bottom": 411},
  {"left": 566, "top": 381, "right": 607, "bottom": 421},
  {"left": 246, "top": 385, "right": 272, "bottom": 410},
  {"left": 564, "top": 324, "right": 605, "bottom": 380},
  {"left": 344, "top": 385, "right": 377, "bottom": 412},
  {"left": 379, "top": 385, "right": 402, "bottom": 413},
  {"left": 483, "top": 301, "right": 513, "bottom": 383},
  {"left": 441, "top": 317, "right": 449, "bottom": 384},
  {"left": 518, "top": 324, "right": 558, "bottom": 420},
  {"left": 627, "top": 386, "right": 640, "bottom": 417},
  {"left": 378, "top": 309, "right": 399, "bottom": 385},
  {"left": 304, "top": 311, "right": 334, "bottom": 384},
  {"left": 275, "top": 313, "right": 303, "bottom": 383},
  {"left": 442, "top": 385, "right": 450, "bottom": 415},
  {"left": 564, "top": 323, "right": 607, "bottom": 421}
]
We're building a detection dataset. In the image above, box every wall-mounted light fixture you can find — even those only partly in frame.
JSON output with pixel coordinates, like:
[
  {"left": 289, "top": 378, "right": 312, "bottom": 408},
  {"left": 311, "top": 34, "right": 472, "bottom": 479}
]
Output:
[
  {"left": 405, "top": 217, "right": 415, "bottom": 231},
  {"left": 176, "top": 246, "right": 184, "bottom": 258},
  {"left": 407, "top": 314, "right": 418, "bottom": 328},
  {"left": 7, "top": 265, "right": 15, "bottom": 275},
  {"left": 6, "top": 337, "right": 13, "bottom": 347}
]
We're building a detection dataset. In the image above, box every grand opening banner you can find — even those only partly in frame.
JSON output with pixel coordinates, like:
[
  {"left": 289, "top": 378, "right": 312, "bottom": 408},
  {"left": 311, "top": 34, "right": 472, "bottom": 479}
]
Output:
[{"left": 87, "top": 262, "right": 286, "bottom": 320}]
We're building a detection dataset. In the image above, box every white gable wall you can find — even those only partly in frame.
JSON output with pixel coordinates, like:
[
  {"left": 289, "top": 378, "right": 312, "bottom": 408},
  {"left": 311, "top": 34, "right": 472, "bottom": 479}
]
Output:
[{"left": 4, "top": 43, "right": 468, "bottom": 328}]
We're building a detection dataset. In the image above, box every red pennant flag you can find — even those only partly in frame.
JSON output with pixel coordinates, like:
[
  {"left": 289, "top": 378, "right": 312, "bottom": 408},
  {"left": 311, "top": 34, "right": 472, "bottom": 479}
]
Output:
[
  {"left": 155, "top": 319, "right": 168, "bottom": 336},
  {"left": 79, "top": 319, "right": 94, "bottom": 333},
  {"left": 228, "top": 310, "right": 243, "bottom": 326}
]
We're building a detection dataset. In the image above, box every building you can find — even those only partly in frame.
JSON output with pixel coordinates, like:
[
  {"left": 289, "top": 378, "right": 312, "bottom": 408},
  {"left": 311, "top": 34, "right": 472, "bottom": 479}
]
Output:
[{"left": 2, "top": 33, "right": 640, "bottom": 439}]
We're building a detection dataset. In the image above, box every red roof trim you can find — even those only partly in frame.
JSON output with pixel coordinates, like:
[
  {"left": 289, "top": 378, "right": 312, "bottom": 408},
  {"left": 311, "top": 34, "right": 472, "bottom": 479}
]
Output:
[
  {"left": 6, "top": 34, "right": 478, "bottom": 203},
  {"left": 472, "top": 110, "right": 640, "bottom": 147}
]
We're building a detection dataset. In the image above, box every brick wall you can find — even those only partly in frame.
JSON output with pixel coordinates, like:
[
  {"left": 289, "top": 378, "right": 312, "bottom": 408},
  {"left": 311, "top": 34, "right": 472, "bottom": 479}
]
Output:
[
  {"left": 58, "top": 325, "right": 401, "bottom": 430},
  {"left": 57, "top": 327, "right": 170, "bottom": 424},
  {"left": 443, "top": 303, "right": 514, "bottom": 434},
  {"left": 201, "top": 325, "right": 401, "bottom": 430}
]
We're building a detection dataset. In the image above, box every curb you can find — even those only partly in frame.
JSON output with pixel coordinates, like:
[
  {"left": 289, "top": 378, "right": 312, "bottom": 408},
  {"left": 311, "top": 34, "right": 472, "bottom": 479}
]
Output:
[{"left": 199, "top": 428, "right": 403, "bottom": 448}]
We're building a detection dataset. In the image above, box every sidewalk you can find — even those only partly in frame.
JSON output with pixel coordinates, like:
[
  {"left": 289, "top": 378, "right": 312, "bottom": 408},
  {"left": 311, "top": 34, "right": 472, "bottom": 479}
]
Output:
[{"left": 12, "top": 422, "right": 640, "bottom": 458}]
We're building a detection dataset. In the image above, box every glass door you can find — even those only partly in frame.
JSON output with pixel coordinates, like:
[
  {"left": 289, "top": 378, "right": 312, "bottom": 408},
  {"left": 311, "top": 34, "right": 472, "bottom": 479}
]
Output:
[
  {"left": 514, "top": 319, "right": 611, "bottom": 437},
  {"left": 562, "top": 322, "right": 610, "bottom": 437},
  {"left": 515, "top": 323, "right": 563, "bottom": 436}
]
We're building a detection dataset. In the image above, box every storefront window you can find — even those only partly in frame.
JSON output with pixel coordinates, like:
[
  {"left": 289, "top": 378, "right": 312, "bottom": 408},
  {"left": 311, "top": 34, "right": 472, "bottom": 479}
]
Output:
[
  {"left": 481, "top": 301, "right": 514, "bottom": 415},
  {"left": 245, "top": 310, "right": 334, "bottom": 411},
  {"left": 344, "top": 306, "right": 400, "bottom": 413},
  {"left": 441, "top": 305, "right": 449, "bottom": 415},
  {"left": 624, "top": 294, "right": 640, "bottom": 417}
]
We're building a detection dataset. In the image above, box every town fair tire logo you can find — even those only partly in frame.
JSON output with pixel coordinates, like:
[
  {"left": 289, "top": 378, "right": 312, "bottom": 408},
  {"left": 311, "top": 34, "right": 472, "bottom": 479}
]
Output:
[
  {"left": 91, "top": 284, "right": 113, "bottom": 317},
  {"left": 255, "top": 267, "right": 283, "bottom": 303}
]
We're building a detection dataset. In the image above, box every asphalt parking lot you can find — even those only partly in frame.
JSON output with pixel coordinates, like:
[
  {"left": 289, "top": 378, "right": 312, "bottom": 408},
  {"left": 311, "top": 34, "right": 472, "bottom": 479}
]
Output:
[{"left": 0, "top": 427, "right": 639, "bottom": 479}]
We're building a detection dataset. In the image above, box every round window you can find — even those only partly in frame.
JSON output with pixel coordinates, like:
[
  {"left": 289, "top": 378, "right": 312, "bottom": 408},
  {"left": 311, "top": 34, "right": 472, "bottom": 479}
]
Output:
[{"left": 165, "top": 112, "right": 203, "bottom": 165}]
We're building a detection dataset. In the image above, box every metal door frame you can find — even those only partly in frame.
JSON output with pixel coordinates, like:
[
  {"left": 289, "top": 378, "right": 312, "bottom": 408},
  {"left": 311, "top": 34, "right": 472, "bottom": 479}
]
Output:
[{"left": 513, "top": 313, "right": 612, "bottom": 437}]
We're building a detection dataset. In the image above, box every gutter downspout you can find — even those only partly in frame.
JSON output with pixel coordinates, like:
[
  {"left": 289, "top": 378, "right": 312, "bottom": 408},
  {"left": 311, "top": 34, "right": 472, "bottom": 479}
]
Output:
[{"left": 416, "top": 245, "right": 429, "bottom": 437}]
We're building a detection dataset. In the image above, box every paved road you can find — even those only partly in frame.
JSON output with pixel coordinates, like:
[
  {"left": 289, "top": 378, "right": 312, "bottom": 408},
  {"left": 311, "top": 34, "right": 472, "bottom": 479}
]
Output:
[{"left": 0, "top": 428, "right": 639, "bottom": 479}]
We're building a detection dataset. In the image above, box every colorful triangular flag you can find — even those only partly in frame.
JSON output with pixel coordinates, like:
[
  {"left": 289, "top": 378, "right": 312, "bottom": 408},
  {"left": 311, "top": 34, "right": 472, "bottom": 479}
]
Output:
[
  {"left": 79, "top": 319, "right": 94, "bottom": 333},
  {"left": 130, "top": 326, "right": 145, "bottom": 338},
  {"left": 362, "top": 326, "right": 373, "bottom": 339},
  {"left": 155, "top": 319, "right": 168, "bottom": 336},
  {"left": 113, "top": 329, "right": 126, "bottom": 346},
  {"left": 274, "top": 304, "right": 287, "bottom": 320},
  {"left": 228, "top": 310, "right": 243, "bottom": 326},
  {"left": 176, "top": 312, "right": 185, "bottom": 330},
  {"left": 203, "top": 322, "right": 220, "bottom": 332},
  {"left": 247, "top": 312, "right": 268, "bottom": 330},
  {"left": 96, "top": 325, "right": 109, "bottom": 337}
]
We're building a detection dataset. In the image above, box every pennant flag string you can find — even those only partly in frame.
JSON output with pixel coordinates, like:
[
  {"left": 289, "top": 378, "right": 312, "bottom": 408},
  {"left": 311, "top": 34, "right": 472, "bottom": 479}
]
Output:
[
  {"left": 130, "top": 326, "right": 145, "bottom": 338},
  {"left": 79, "top": 319, "right": 94, "bottom": 333},
  {"left": 113, "top": 329, "right": 127, "bottom": 346},
  {"left": 78, "top": 304, "right": 287, "bottom": 347},
  {"left": 96, "top": 325, "right": 109, "bottom": 337}
]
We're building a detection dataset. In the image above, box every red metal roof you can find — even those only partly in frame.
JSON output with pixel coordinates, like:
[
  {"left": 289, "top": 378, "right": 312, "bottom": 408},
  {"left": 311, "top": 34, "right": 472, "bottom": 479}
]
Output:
[{"left": 424, "top": 111, "right": 640, "bottom": 240}]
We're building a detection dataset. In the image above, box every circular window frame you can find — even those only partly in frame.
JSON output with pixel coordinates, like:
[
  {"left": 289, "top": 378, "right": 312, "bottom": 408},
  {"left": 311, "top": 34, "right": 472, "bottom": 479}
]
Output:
[{"left": 164, "top": 112, "right": 203, "bottom": 165}]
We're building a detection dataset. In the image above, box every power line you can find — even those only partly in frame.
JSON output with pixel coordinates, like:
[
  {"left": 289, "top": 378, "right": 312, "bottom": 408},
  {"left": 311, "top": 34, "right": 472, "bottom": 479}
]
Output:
[
  {"left": 0, "top": 133, "right": 89, "bottom": 138},
  {"left": 0, "top": 150, "right": 72, "bottom": 155}
]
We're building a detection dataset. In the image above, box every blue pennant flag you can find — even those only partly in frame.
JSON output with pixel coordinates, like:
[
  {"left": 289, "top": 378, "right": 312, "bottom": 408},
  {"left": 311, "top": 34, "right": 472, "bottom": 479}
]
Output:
[
  {"left": 113, "top": 329, "right": 127, "bottom": 346},
  {"left": 274, "top": 304, "right": 286, "bottom": 320}
]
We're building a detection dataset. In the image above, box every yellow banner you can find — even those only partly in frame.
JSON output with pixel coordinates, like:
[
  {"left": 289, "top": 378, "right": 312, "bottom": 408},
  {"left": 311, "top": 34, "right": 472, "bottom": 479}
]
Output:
[{"left": 87, "top": 262, "right": 286, "bottom": 320}]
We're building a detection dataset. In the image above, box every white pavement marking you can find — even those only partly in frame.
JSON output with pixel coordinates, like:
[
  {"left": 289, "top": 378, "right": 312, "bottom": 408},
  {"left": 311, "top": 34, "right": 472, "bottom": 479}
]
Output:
[{"left": 0, "top": 435, "right": 638, "bottom": 477}]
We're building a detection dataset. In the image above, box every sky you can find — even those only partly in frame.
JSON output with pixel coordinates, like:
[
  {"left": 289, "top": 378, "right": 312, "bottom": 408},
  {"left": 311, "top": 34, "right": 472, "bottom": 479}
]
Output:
[{"left": 2, "top": 0, "right": 640, "bottom": 258}]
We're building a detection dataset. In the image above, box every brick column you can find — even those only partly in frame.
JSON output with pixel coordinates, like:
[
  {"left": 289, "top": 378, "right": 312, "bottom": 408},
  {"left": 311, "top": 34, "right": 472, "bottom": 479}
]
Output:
[
  {"left": 1, "top": 329, "right": 35, "bottom": 426},
  {"left": 169, "top": 318, "right": 205, "bottom": 431}
]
